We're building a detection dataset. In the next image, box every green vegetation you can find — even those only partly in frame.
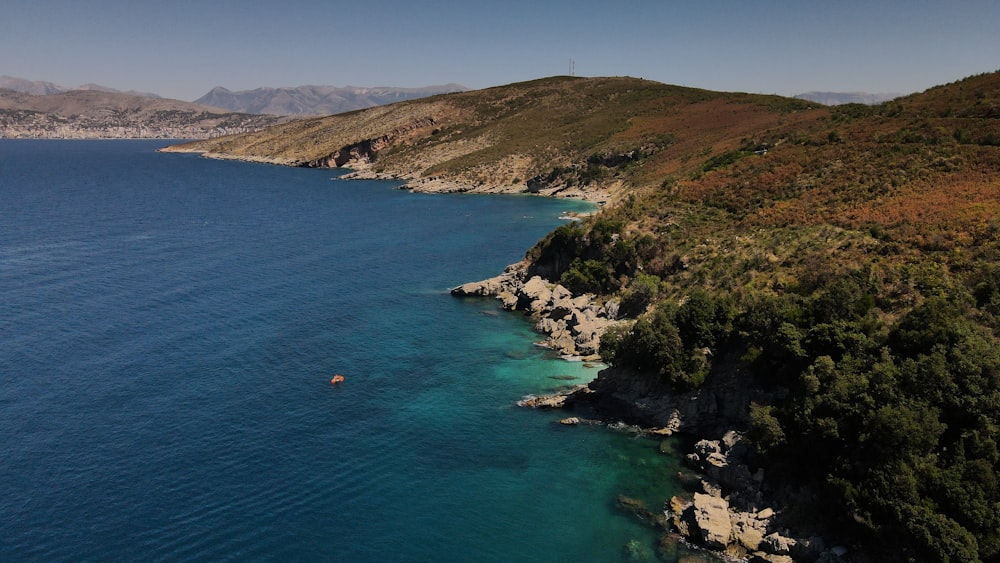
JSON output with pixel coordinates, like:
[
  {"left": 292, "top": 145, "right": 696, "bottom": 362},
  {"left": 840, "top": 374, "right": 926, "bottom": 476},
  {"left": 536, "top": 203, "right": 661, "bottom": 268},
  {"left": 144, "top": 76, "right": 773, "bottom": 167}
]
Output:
[{"left": 523, "top": 70, "right": 1000, "bottom": 561}]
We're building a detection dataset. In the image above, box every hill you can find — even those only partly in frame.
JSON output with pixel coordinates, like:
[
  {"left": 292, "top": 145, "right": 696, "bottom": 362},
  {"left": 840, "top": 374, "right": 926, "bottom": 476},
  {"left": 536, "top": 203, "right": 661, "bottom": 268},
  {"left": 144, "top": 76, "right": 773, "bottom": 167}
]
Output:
[
  {"left": 166, "top": 76, "right": 824, "bottom": 202},
  {"left": 164, "top": 72, "right": 1000, "bottom": 561},
  {"left": 194, "top": 83, "right": 467, "bottom": 116},
  {"left": 0, "top": 89, "right": 288, "bottom": 139}
]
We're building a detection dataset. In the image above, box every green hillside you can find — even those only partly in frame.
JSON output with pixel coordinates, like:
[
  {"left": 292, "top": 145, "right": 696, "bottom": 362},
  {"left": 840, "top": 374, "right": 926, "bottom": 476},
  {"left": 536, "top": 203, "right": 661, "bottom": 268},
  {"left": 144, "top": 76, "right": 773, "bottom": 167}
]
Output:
[{"left": 529, "top": 71, "right": 1000, "bottom": 562}]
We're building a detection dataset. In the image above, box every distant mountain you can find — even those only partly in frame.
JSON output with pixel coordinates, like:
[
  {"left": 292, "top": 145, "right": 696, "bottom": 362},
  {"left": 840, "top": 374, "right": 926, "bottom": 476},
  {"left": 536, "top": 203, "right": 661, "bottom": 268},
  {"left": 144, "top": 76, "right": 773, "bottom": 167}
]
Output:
[
  {"left": 0, "top": 75, "right": 163, "bottom": 99},
  {"left": 794, "top": 91, "right": 901, "bottom": 105},
  {"left": 0, "top": 88, "right": 287, "bottom": 139},
  {"left": 194, "top": 84, "right": 468, "bottom": 116},
  {"left": 0, "top": 75, "right": 64, "bottom": 96}
]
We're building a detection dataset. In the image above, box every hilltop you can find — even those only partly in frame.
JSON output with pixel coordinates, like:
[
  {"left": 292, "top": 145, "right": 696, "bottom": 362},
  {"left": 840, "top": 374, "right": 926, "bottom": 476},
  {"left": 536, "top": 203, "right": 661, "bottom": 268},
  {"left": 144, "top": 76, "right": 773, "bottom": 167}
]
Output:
[
  {"left": 164, "top": 72, "right": 1000, "bottom": 561},
  {"left": 0, "top": 88, "right": 287, "bottom": 139},
  {"left": 165, "top": 76, "right": 824, "bottom": 202},
  {"left": 194, "top": 83, "right": 467, "bottom": 116}
]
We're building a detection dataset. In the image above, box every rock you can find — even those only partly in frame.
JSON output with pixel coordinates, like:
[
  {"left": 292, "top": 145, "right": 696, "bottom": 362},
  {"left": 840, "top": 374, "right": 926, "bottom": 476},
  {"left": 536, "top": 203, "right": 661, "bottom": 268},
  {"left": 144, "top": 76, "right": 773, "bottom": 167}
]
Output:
[
  {"left": 756, "top": 508, "right": 774, "bottom": 521},
  {"left": 738, "top": 527, "right": 765, "bottom": 552},
  {"left": 616, "top": 495, "right": 666, "bottom": 529},
  {"left": 521, "top": 276, "right": 551, "bottom": 306},
  {"left": 667, "top": 496, "right": 692, "bottom": 537},
  {"left": 551, "top": 284, "right": 572, "bottom": 301},
  {"left": 548, "top": 303, "right": 573, "bottom": 320},
  {"left": 518, "top": 394, "right": 566, "bottom": 408},
  {"left": 535, "top": 317, "right": 564, "bottom": 335},
  {"left": 761, "top": 532, "right": 796, "bottom": 555},
  {"left": 691, "top": 493, "right": 732, "bottom": 550},
  {"left": 499, "top": 291, "right": 519, "bottom": 310},
  {"left": 721, "top": 430, "right": 742, "bottom": 450},
  {"left": 547, "top": 331, "right": 577, "bottom": 355},
  {"left": 704, "top": 451, "right": 728, "bottom": 469},
  {"left": 601, "top": 298, "right": 621, "bottom": 320},
  {"left": 694, "top": 439, "right": 721, "bottom": 458},
  {"left": 700, "top": 479, "right": 723, "bottom": 498},
  {"left": 559, "top": 417, "right": 580, "bottom": 425}
]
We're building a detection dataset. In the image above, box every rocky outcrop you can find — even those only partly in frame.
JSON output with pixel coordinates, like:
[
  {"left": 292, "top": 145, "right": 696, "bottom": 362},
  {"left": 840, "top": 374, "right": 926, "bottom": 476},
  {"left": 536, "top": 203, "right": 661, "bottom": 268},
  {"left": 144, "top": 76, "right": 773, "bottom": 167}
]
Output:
[
  {"left": 451, "top": 262, "right": 623, "bottom": 360},
  {"left": 666, "top": 431, "right": 846, "bottom": 562},
  {"left": 312, "top": 117, "right": 438, "bottom": 168},
  {"left": 561, "top": 350, "right": 755, "bottom": 438}
]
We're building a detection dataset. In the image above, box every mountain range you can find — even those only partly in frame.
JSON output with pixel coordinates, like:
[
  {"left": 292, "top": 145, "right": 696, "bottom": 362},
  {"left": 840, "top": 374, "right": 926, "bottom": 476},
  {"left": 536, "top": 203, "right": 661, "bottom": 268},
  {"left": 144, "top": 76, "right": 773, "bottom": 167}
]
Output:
[
  {"left": 0, "top": 75, "right": 162, "bottom": 98},
  {"left": 192, "top": 83, "right": 467, "bottom": 115},
  {"left": 0, "top": 75, "right": 467, "bottom": 138}
]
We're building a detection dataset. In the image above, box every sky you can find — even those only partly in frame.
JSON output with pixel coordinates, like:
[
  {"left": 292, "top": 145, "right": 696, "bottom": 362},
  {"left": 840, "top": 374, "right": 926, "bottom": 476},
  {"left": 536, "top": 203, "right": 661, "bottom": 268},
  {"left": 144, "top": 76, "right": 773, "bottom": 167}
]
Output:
[{"left": 1, "top": 0, "right": 998, "bottom": 102}]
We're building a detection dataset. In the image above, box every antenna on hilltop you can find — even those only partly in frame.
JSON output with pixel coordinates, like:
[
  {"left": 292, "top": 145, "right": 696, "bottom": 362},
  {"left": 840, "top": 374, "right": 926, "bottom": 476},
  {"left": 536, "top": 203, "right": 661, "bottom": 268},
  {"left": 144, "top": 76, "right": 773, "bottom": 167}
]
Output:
[{"left": 569, "top": 59, "right": 575, "bottom": 77}]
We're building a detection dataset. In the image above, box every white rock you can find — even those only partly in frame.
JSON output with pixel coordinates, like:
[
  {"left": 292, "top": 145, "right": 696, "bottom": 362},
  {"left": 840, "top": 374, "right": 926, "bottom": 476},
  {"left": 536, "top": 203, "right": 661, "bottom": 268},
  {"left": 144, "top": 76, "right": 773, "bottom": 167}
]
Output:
[{"left": 692, "top": 493, "right": 732, "bottom": 550}]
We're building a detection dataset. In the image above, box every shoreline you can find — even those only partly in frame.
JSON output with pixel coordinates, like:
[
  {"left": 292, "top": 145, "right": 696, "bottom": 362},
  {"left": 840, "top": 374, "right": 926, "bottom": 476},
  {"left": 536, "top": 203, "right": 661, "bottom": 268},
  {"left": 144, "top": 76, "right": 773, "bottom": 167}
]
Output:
[
  {"left": 158, "top": 144, "right": 615, "bottom": 204},
  {"left": 452, "top": 265, "right": 855, "bottom": 562}
]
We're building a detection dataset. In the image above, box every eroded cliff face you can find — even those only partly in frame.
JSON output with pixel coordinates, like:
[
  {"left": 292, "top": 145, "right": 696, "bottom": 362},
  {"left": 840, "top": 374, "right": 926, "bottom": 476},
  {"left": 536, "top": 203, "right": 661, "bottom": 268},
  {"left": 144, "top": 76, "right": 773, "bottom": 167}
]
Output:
[
  {"left": 305, "top": 116, "right": 439, "bottom": 168},
  {"left": 564, "top": 350, "right": 755, "bottom": 436}
]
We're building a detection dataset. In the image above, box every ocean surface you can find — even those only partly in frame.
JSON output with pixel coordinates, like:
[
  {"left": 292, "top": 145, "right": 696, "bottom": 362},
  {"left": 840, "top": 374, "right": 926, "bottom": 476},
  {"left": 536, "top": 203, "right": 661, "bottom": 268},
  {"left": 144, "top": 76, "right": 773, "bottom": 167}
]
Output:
[{"left": 0, "top": 140, "right": 694, "bottom": 561}]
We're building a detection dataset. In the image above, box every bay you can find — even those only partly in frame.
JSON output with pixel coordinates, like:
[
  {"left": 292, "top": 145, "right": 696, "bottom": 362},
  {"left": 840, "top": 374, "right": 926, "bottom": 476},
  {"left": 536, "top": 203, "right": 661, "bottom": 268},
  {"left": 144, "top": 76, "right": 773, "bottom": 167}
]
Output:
[{"left": 0, "top": 140, "right": 689, "bottom": 561}]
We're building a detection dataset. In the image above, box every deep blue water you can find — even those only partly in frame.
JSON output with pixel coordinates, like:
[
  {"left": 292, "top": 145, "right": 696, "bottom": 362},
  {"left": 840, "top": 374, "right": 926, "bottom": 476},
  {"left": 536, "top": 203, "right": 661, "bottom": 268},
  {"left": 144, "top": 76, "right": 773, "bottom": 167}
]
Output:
[{"left": 0, "top": 140, "right": 689, "bottom": 561}]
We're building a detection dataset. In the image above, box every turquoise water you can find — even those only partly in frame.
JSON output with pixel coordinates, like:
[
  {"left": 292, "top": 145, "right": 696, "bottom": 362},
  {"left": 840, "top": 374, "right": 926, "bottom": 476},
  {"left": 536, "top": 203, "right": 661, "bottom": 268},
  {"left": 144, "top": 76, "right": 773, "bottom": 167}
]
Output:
[{"left": 0, "top": 140, "right": 688, "bottom": 561}]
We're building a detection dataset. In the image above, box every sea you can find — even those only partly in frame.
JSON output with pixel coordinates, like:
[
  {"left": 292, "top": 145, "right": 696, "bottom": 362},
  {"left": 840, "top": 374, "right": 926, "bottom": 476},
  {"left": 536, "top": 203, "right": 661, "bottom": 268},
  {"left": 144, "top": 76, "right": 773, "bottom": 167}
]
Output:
[{"left": 0, "top": 140, "right": 700, "bottom": 561}]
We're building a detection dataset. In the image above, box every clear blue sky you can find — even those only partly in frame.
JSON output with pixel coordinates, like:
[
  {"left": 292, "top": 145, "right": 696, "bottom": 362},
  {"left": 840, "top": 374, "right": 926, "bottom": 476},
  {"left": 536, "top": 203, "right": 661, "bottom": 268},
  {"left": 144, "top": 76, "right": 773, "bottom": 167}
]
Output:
[{"left": 2, "top": 0, "right": 998, "bottom": 101}]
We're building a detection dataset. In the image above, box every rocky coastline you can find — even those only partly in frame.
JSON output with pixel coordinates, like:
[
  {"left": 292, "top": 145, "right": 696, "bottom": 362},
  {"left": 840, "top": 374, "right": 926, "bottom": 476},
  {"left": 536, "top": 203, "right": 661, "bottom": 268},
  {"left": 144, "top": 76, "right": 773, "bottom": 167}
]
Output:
[
  {"left": 450, "top": 261, "right": 622, "bottom": 360},
  {"left": 452, "top": 266, "right": 855, "bottom": 562}
]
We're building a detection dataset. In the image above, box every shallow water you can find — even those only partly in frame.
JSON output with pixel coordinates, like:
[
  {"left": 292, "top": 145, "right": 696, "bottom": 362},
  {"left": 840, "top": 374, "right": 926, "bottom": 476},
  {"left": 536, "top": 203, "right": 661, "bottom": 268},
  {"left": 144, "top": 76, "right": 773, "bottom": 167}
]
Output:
[{"left": 1, "top": 140, "right": 694, "bottom": 561}]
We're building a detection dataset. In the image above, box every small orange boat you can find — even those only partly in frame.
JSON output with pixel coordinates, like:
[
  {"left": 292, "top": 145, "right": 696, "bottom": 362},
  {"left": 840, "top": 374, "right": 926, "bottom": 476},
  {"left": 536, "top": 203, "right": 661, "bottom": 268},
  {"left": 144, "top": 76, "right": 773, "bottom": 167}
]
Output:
[{"left": 330, "top": 374, "right": 345, "bottom": 384}]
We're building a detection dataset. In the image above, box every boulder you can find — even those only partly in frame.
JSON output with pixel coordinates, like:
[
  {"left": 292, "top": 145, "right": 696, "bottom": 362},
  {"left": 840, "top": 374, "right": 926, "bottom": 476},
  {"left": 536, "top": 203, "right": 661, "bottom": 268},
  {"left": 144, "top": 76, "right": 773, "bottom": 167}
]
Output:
[
  {"left": 499, "top": 291, "right": 519, "bottom": 310},
  {"left": 551, "top": 284, "right": 572, "bottom": 301},
  {"left": 738, "top": 527, "right": 765, "bottom": 552},
  {"left": 521, "top": 276, "right": 551, "bottom": 304},
  {"left": 450, "top": 275, "right": 504, "bottom": 296},
  {"left": 601, "top": 298, "right": 620, "bottom": 320},
  {"left": 691, "top": 493, "right": 732, "bottom": 550}
]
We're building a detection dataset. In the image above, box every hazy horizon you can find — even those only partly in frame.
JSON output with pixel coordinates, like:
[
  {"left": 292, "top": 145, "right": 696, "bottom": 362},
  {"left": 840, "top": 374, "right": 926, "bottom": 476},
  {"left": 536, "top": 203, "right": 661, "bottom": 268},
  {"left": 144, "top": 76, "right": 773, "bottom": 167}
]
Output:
[{"left": 2, "top": 0, "right": 998, "bottom": 102}]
